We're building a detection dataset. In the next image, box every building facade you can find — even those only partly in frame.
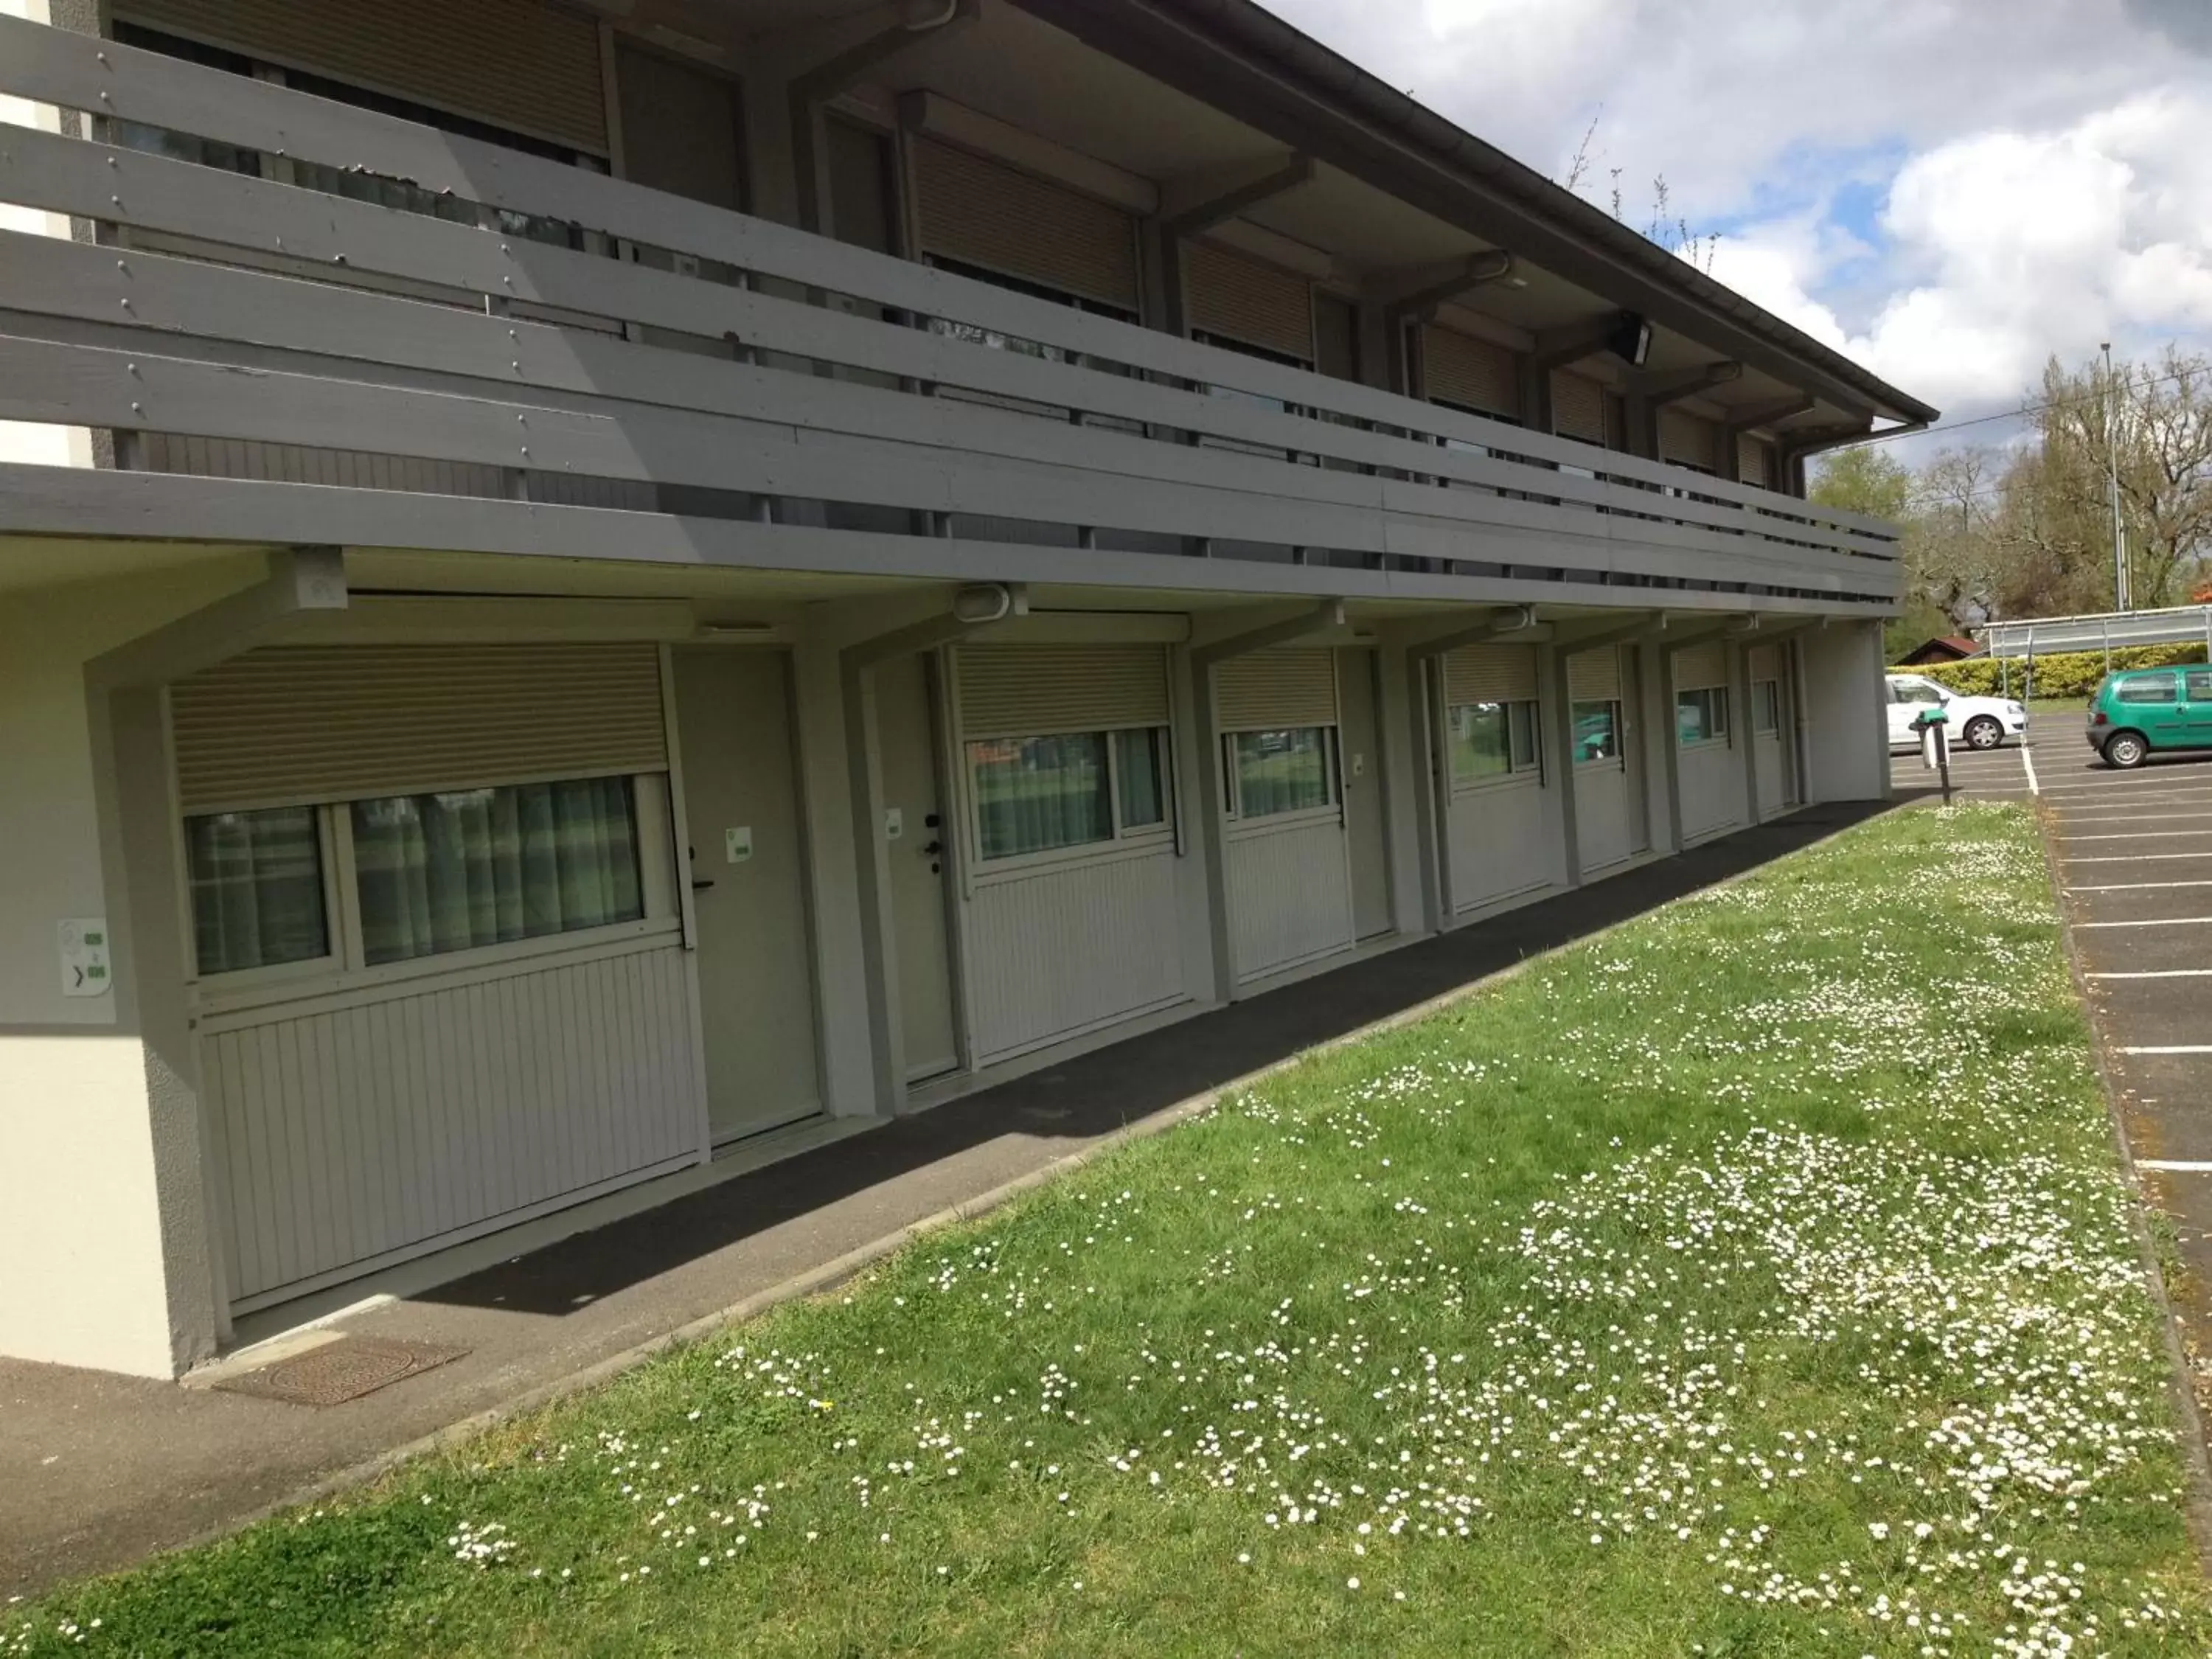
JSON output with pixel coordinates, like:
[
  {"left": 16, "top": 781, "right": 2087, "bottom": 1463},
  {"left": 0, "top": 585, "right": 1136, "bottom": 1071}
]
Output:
[{"left": 0, "top": 0, "right": 1932, "bottom": 1377}]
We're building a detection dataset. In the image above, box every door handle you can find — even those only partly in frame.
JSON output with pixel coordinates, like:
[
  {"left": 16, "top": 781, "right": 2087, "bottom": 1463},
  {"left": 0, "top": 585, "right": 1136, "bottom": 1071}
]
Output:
[
  {"left": 691, "top": 877, "right": 716, "bottom": 891},
  {"left": 921, "top": 840, "right": 944, "bottom": 855}
]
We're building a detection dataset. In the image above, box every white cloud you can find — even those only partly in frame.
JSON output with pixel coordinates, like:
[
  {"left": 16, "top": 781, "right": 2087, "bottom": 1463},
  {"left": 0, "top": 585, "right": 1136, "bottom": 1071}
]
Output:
[{"left": 1266, "top": 0, "right": 2212, "bottom": 423}]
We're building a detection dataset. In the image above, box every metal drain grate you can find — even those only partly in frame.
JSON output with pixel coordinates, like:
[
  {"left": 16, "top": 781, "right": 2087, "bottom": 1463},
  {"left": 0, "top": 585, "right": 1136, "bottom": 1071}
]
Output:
[{"left": 214, "top": 1336, "right": 469, "bottom": 1407}]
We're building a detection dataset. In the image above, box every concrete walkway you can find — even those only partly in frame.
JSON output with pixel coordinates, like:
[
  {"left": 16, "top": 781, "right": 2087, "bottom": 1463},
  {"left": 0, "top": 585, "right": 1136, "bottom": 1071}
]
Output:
[{"left": 0, "top": 799, "right": 1891, "bottom": 1600}]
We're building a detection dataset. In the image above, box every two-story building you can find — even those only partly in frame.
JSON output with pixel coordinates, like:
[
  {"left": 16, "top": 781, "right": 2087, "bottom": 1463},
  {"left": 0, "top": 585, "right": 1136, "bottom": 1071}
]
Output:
[{"left": 0, "top": 0, "right": 1933, "bottom": 1378}]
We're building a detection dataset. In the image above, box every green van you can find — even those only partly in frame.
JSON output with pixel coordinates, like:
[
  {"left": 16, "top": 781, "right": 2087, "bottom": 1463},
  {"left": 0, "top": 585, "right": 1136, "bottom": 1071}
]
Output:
[{"left": 2087, "top": 664, "right": 2212, "bottom": 768}]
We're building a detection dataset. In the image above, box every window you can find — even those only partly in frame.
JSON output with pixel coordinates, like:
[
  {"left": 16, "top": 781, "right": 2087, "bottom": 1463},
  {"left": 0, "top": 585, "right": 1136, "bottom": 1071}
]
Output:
[
  {"left": 1677, "top": 686, "right": 1731, "bottom": 746},
  {"left": 1448, "top": 700, "right": 1541, "bottom": 782},
  {"left": 1227, "top": 728, "right": 1335, "bottom": 818},
  {"left": 352, "top": 777, "right": 643, "bottom": 967},
  {"left": 1571, "top": 700, "right": 1622, "bottom": 764},
  {"left": 184, "top": 807, "right": 330, "bottom": 975},
  {"left": 184, "top": 776, "right": 667, "bottom": 981},
  {"left": 2117, "top": 675, "right": 2180, "bottom": 705},
  {"left": 1753, "top": 681, "right": 1782, "bottom": 734},
  {"left": 1890, "top": 678, "right": 1944, "bottom": 706},
  {"left": 967, "top": 728, "right": 1173, "bottom": 861},
  {"left": 2189, "top": 671, "right": 2212, "bottom": 703}
]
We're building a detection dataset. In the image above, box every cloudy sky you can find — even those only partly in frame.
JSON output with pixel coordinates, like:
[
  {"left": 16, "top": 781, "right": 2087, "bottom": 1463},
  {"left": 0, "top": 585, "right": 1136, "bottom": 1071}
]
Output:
[{"left": 1267, "top": 0, "right": 2212, "bottom": 437}]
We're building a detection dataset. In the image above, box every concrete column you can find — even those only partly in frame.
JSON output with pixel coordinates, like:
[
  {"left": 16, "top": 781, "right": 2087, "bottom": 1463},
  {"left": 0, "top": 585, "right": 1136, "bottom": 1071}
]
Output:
[
  {"left": 1543, "top": 644, "right": 1582, "bottom": 888},
  {"left": 1638, "top": 642, "right": 1680, "bottom": 855},
  {"left": 791, "top": 640, "right": 883, "bottom": 1116},
  {"left": 1183, "top": 653, "right": 1235, "bottom": 997},
  {"left": 1374, "top": 641, "right": 1428, "bottom": 935},
  {"left": 1798, "top": 621, "right": 1888, "bottom": 803},
  {"left": 1655, "top": 642, "right": 1687, "bottom": 852},
  {"left": 0, "top": 563, "right": 262, "bottom": 1377},
  {"left": 1405, "top": 654, "right": 1451, "bottom": 929},
  {"left": 1733, "top": 638, "right": 1761, "bottom": 824}
]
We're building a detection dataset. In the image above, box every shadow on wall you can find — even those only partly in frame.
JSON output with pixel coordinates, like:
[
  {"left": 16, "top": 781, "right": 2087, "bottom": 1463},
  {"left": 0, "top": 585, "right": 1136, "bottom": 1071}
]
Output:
[{"left": 420, "top": 799, "right": 1901, "bottom": 1318}]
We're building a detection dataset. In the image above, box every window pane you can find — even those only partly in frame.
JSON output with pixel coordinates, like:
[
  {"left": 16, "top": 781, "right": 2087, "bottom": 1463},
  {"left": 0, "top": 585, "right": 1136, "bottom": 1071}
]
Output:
[
  {"left": 1753, "top": 681, "right": 1781, "bottom": 733},
  {"left": 1448, "top": 702, "right": 1512, "bottom": 779},
  {"left": 2118, "top": 675, "right": 2179, "bottom": 704},
  {"left": 968, "top": 733, "right": 1113, "bottom": 860},
  {"left": 1677, "top": 689, "right": 1728, "bottom": 745},
  {"left": 1234, "top": 728, "right": 1332, "bottom": 816},
  {"left": 2189, "top": 672, "right": 2212, "bottom": 703},
  {"left": 1509, "top": 701, "right": 1540, "bottom": 770},
  {"left": 1571, "top": 700, "right": 1620, "bottom": 762},
  {"left": 1115, "top": 728, "right": 1168, "bottom": 830},
  {"left": 352, "top": 776, "right": 643, "bottom": 967},
  {"left": 185, "top": 807, "right": 329, "bottom": 975}
]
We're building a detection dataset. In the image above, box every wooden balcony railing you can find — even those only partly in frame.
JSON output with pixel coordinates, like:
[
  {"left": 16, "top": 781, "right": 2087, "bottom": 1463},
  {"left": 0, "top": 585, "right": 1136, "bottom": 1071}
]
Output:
[{"left": 0, "top": 15, "right": 1901, "bottom": 605}]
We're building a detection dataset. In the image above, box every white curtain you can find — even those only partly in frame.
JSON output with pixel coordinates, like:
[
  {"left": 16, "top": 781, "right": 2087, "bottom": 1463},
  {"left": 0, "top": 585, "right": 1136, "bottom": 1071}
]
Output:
[
  {"left": 353, "top": 776, "right": 641, "bottom": 966},
  {"left": 185, "top": 806, "right": 328, "bottom": 974}
]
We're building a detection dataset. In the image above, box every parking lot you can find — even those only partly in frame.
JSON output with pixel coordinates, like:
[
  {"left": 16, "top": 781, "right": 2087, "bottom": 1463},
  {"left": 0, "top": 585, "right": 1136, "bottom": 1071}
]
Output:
[{"left": 1924, "top": 715, "right": 2212, "bottom": 1399}]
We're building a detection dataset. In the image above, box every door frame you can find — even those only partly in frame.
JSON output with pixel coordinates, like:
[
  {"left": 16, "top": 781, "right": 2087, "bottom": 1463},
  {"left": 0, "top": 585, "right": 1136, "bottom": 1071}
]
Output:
[{"left": 911, "top": 647, "right": 971, "bottom": 1083}]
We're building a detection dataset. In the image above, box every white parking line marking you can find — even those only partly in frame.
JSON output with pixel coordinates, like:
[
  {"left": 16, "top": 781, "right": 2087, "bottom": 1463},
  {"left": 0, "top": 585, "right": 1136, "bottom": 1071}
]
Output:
[
  {"left": 2137, "top": 1161, "right": 2212, "bottom": 1173},
  {"left": 2021, "top": 744, "right": 2039, "bottom": 795},
  {"left": 2064, "top": 852, "right": 2212, "bottom": 863},
  {"left": 2068, "top": 880, "right": 2212, "bottom": 892},
  {"left": 2078, "top": 917, "right": 2212, "bottom": 929},
  {"left": 2087, "top": 969, "right": 2212, "bottom": 979},
  {"left": 2118, "top": 1045, "right": 2212, "bottom": 1054},
  {"left": 2054, "top": 811, "right": 2212, "bottom": 823},
  {"left": 2059, "top": 830, "right": 2212, "bottom": 841}
]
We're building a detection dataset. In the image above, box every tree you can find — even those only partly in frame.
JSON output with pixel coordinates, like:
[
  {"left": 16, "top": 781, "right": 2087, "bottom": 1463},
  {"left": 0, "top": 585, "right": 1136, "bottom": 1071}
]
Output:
[
  {"left": 2020, "top": 346, "right": 2212, "bottom": 609},
  {"left": 1811, "top": 448, "right": 1941, "bottom": 658}
]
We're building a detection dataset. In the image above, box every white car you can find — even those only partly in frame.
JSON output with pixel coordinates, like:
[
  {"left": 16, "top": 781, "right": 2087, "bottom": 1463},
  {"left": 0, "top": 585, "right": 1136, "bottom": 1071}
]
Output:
[{"left": 1885, "top": 673, "right": 2028, "bottom": 751}]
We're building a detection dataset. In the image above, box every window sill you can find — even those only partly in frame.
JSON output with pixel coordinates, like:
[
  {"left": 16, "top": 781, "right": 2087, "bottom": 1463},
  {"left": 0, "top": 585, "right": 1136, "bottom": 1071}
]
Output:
[
  {"left": 970, "top": 831, "right": 1177, "bottom": 884},
  {"left": 192, "top": 917, "right": 682, "bottom": 1026},
  {"left": 1450, "top": 771, "right": 1543, "bottom": 796}
]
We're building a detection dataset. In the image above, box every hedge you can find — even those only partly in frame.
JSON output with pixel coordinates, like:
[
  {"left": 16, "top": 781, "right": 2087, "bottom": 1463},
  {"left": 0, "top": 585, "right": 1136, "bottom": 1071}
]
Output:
[{"left": 1907, "top": 641, "right": 2209, "bottom": 700}]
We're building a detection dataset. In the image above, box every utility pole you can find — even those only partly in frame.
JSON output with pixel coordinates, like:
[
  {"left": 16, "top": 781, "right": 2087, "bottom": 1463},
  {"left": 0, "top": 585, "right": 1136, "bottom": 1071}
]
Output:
[{"left": 2103, "top": 342, "right": 2129, "bottom": 613}]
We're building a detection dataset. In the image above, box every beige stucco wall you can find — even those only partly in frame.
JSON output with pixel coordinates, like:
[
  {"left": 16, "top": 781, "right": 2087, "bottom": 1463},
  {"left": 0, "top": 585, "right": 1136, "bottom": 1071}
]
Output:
[{"left": 0, "top": 561, "right": 260, "bottom": 1376}]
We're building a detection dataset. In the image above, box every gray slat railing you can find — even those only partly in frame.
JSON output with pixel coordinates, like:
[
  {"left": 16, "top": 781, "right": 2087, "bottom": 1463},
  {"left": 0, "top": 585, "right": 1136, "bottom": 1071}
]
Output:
[{"left": 0, "top": 14, "right": 1901, "bottom": 600}]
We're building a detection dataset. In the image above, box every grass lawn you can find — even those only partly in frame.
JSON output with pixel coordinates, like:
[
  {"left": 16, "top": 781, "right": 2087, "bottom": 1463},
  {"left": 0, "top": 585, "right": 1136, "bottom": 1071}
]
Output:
[
  {"left": 13, "top": 804, "right": 2211, "bottom": 1657},
  {"left": 2029, "top": 698, "right": 2090, "bottom": 717}
]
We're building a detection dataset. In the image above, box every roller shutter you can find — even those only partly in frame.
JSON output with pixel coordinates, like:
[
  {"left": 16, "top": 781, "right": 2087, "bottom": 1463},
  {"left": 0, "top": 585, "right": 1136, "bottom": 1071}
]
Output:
[
  {"left": 914, "top": 140, "right": 1139, "bottom": 313},
  {"left": 1444, "top": 643, "right": 1538, "bottom": 706},
  {"left": 956, "top": 644, "right": 1169, "bottom": 737},
  {"left": 1736, "top": 434, "right": 1774, "bottom": 489},
  {"left": 116, "top": 0, "right": 608, "bottom": 153},
  {"left": 1185, "top": 241, "right": 1314, "bottom": 363},
  {"left": 1552, "top": 370, "right": 1607, "bottom": 443},
  {"left": 1568, "top": 647, "right": 1621, "bottom": 701},
  {"left": 1425, "top": 327, "right": 1520, "bottom": 418},
  {"left": 170, "top": 643, "right": 668, "bottom": 814},
  {"left": 1215, "top": 650, "right": 1336, "bottom": 730},
  {"left": 1673, "top": 641, "right": 1728, "bottom": 691},
  {"left": 1747, "top": 644, "right": 1780, "bottom": 681},
  {"left": 1660, "top": 406, "right": 1719, "bottom": 471}
]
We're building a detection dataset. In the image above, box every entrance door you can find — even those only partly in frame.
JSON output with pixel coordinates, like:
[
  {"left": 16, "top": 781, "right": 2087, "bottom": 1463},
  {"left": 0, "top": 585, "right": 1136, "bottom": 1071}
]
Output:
[
  {"left": 672, "top": 648, "right": 823, "bottom": 1142},
  {"left": 874, "top": 654, "right": 960, "bottom": 1082},
  {"left": 1337, "top": 647, "right": 1393, "bottom": 939}
]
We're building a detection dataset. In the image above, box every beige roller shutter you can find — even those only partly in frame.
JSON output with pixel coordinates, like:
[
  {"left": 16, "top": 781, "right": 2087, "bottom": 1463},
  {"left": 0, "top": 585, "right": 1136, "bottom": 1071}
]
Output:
[
  {"left": 914, "top": 140, "right": 1139, "bottom": 313},
  {"left": 1552, "top": 370, "right": 1607, "bottom": 443},
  {"left": 1444, "top": 643, "right": 1538, "bottom": 706},
  {"left": 957, "top": 644, "right": 1169, "bottom": 738},
  {"left": 171, "top": 643, "right": 667, "bottom": 814},
  {"left": 1567, "top": 647, "right": 1621, "bottom": 701},
  {"left": 1660, "top": 406, "right": 1719, "bottom": 470},
  {"left": 1425, "top": 327, "right": 1520, "bottom": 418},
  {"left": 1214, "top": 650, "right": 1337, "bottom": 731},
  {"left": 1185, "top": 241, "right": 1314, "bottom": 363},
  {"left": 1747, "top": 644, "right": 1780, "bottom": 681},
  {"left": 117, "top": 0, "right": 608, "bottom": 154},
  {"left": 1673, "top": 641, "right": 1728, "bottom": 691},
  {"left": 1736, "top": 434, "right": 1774, "bottom": 489}
]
